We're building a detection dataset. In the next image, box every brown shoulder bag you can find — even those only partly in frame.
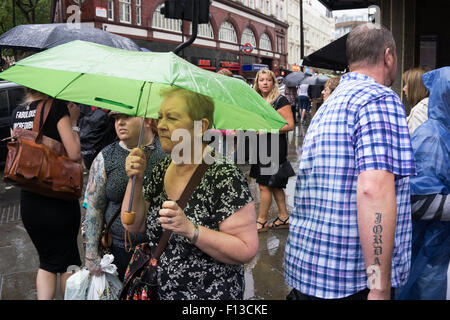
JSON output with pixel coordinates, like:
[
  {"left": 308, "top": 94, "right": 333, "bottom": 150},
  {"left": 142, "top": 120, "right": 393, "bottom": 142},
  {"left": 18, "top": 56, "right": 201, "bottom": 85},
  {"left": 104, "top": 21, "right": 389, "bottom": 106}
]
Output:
[{"left": 3, "top": 99, "right": 83, "bottom": 200}]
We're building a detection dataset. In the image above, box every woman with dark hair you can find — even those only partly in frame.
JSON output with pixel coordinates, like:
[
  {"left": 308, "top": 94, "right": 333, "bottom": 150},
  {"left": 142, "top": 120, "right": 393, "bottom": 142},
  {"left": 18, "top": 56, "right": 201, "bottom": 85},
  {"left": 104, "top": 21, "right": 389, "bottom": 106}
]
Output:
[
  {"left": 11, "top": 89, "right": 82, "bottom": 299},
  {"left": 83, "top": 112, "right": 166, "bottom": 282}
]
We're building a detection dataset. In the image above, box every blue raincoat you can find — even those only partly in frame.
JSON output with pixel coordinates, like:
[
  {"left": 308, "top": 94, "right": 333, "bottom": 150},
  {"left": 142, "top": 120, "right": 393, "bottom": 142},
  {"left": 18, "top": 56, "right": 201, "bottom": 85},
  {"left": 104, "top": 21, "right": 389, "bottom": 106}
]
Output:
[{"left": 398, "top": 67, "right": 450, "bottom": 300}]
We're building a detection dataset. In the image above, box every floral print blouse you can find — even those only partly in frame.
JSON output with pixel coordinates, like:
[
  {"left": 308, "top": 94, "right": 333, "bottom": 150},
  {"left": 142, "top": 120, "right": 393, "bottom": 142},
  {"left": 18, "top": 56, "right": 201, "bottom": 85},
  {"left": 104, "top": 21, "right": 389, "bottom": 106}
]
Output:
[{"left": 143, "top": 156, "right": 253, "bottom": 300}]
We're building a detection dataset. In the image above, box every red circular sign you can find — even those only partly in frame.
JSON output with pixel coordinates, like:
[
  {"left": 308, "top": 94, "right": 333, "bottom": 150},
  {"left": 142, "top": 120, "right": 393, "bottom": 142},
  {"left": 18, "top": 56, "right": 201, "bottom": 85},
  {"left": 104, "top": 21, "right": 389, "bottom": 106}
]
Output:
[{"left": 242, "top": 42, "right": 253, "bottom": 54}]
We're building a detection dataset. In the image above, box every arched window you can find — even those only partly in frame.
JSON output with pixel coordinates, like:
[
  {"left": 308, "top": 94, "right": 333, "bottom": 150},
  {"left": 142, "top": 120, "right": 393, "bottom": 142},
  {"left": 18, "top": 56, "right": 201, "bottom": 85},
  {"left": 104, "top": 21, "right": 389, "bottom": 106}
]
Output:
[
  {"left": 219, "top": 21, "right": 237, "bottom": 43},
  {"left": 152, "top": 4, "right": 181, "bottom": 32},
  {"left": 190, "top": 22, "right": 214, "bottom": 39},
  {"left": 260, "top": 33, "right": 272, "bottom": 51},
  {"left": 241, "top": 28, "right": 256, "bottom": 47}
]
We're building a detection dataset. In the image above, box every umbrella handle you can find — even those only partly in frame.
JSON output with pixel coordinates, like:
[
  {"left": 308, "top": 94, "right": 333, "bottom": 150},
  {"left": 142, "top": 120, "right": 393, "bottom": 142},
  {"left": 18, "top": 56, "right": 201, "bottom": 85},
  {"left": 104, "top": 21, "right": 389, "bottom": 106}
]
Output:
[{"left": 124, "top": 117, "right": 146, "bottom": 224}]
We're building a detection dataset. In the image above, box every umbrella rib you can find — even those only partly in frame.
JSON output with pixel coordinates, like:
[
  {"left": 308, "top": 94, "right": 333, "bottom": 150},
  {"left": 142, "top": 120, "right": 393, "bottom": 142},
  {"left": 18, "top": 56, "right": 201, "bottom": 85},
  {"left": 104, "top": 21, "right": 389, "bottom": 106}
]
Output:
[{"left": 53, "top": 72, "right": 85, "bottom": 98}]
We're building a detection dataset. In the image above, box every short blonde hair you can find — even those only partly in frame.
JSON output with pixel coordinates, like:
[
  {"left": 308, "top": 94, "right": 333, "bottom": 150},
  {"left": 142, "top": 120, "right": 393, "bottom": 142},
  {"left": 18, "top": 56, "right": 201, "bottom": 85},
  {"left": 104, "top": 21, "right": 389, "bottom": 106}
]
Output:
[
  {"left": 160, "top": 87, "right": 214, "bottom": 129},
  {"left": 325, "top": 76, "right": 341, "bottom": 93},
  {"left": 402, "top": 67, "right": 429, "bottom": 109},
  {"left": 217, "top": 69, "right": 233, "bottom": 77},
  {"left": 253, "top": 69, "right": 279, "bottom": 104}
]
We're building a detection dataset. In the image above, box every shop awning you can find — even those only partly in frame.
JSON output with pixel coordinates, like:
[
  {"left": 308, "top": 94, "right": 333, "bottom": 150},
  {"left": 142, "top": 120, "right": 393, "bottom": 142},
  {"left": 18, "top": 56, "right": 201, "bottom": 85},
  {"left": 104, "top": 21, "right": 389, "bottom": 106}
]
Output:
[
  {"left": 302, "top": 34, "right": 348, "bottom": 72},
  {"left": 317, "top": 0, "right": 379, "bottom": 10}
]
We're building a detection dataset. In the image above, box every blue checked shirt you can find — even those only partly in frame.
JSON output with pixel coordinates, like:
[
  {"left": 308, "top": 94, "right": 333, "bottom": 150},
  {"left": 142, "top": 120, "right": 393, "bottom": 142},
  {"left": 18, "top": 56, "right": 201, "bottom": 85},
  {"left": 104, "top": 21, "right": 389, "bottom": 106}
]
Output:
[{"left": 284, "top": 72, "right": 416, "bottom": 299}]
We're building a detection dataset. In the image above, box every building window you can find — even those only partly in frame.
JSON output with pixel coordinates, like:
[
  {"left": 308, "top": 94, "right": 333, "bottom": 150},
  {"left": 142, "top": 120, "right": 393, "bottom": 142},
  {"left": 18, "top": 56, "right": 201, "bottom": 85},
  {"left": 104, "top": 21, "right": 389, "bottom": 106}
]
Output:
[
  {"left": 260, "top": 33, "right": 272, "bottom": 51},
  {"left": 119, "top": 0, "right": 131, "bottom": 23},
  {"left": 241, "top": 28, "right": 256, "bottom": 47},
  {"left": 190, "top": 22, "right": 214, "bottom": 39},
  {"left": 219, "top": 21, "right": 237, "bottom": 43},
  {"left": 107, "top": 0, "right": 114, "bottom": 21},
  {"left": 136, "top": 0, "right": 141, "bottom": 26},
  {"left": 277, "top": 36, "right": 284, "bottom": 53},
  {"left": 152, "top": 4, "right": 181, "bottom": 32}
]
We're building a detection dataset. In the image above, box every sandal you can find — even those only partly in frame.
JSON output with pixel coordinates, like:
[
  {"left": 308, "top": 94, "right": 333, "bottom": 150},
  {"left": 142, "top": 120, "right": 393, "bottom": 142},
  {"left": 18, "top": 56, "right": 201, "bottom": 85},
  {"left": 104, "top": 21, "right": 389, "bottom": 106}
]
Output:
[
  {"left": 257, "top": 220, "right": 269, "bottom": 233},
  {"left": 268, "top": 217, "right": 289, "bottom": 229}
]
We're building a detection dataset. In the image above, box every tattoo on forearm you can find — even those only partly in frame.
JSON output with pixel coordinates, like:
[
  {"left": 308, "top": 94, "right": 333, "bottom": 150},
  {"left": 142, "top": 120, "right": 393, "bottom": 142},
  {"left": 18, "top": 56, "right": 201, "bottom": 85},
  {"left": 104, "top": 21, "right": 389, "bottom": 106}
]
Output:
[
  {"left": 84, "top": 156, "right": 107, "bottom": 260},
  {"left": 367, "top": 212, "right": 382, "bottom": 289},
  {"left": 373, "top": 212, "right": 382, "bottom": 266}
]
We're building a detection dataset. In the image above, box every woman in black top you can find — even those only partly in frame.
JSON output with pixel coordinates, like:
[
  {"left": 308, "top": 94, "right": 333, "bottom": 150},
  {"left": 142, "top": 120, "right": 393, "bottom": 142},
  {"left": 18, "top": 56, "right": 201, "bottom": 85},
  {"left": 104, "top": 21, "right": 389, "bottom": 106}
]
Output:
[
  {"left": 11, "top": 89, "right": 82, "bottom": 299},
  {"left": 83, "top": 112, "right": 166, "bottom": 282},
  {"left": 251, "top": 69, "right": 294, "bottom": 232}
]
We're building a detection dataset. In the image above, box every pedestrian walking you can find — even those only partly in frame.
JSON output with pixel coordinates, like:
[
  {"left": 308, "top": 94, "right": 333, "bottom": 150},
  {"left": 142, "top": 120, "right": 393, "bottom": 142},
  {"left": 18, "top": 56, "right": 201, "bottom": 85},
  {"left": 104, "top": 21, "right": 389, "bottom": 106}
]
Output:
[
  {"left": 402, "top": 67, "right": 429, "bottom": 135},
  {"left": 297, "top": 83, "right": 310, "bottom": 124},
  {"left": 11, "top": 89, "right": 82, "bottom": 300},
  {"left": 121, "top": 87, "right": 258, "bottom": 299},
  {"left": 250, "top": 69, "right": 295, "bottom": 232},
  {"left": 285, "top": 23, "right": 416, "bottom": 300},
  {"left": 83, "top": 112, "right": 166, "bottom": 282}
]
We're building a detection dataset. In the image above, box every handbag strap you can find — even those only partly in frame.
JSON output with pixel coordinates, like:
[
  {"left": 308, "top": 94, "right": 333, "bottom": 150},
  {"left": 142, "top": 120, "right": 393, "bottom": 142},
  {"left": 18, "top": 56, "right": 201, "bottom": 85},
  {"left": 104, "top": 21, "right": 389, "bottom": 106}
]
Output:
[
  {"left": 32, "top": 99, "right": 53, "bottom": 142},
  {"left": 152, "top": 162, "right": 209, "bottom": 260}
]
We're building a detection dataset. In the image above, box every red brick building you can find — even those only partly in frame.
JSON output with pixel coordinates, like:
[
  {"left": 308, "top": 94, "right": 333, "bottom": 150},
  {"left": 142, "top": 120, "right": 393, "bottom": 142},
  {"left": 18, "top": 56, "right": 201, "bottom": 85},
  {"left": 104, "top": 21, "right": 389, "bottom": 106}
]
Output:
[{"left": 54, "top": 0, "right": 288, "bottom": 76}]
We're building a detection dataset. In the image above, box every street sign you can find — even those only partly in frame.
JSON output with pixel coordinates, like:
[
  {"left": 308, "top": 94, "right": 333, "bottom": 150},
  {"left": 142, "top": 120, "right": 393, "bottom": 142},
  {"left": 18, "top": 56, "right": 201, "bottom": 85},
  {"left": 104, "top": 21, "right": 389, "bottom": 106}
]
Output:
[{"left": 241, "top": 43, "right": 253, "bottom": 54}]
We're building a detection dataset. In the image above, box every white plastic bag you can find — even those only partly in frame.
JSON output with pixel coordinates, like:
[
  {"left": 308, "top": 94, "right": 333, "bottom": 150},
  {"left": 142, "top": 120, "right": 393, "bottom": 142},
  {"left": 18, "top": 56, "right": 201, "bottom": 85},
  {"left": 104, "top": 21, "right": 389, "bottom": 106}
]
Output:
[
  {"left": 64, "top": 267, "right": 90, "bottom": 300},
  {"left": 86, "top": 254, "right": 122, "bottom": 300}
]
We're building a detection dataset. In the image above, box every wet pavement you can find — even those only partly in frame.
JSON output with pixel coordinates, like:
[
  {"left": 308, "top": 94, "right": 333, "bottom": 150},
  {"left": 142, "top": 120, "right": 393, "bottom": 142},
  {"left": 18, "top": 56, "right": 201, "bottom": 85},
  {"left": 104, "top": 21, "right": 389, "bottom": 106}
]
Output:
[{"left": 0, "top": 122, "right": 308, "bottom": 300}]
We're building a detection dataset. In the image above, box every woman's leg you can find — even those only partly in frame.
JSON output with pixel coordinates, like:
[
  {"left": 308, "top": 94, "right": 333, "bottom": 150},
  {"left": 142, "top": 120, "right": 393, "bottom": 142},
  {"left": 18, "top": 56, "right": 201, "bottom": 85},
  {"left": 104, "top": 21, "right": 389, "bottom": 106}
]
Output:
[
  {"left": 257, "top": 184, "right": 273, "bottom": 227},
  {"left": 59, "top": 271, "right": 74, "bottom": 298},
  {"left": 272, "top": 188, "right": 289, "bottom": 220},
  {"left": 36, "top": 268, "right": 57, "bottom": 300}
]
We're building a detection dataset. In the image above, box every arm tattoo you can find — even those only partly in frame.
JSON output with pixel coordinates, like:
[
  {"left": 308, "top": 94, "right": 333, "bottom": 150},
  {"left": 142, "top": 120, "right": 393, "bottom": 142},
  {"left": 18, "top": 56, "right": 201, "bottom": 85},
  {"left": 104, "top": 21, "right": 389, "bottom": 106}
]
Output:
[
  {"left": 372, "top": 212, "right": 382, "bottom": 266},
  {"left": 84, "top": 154, "right": 108, "bottom": 261}
]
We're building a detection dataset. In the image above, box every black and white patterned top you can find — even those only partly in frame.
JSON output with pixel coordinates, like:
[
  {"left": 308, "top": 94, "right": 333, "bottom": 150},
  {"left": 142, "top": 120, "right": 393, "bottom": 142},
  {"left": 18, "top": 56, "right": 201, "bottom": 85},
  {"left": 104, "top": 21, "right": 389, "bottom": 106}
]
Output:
[{"left": 143, "top": 156, "right": 254, "bottom": 300}]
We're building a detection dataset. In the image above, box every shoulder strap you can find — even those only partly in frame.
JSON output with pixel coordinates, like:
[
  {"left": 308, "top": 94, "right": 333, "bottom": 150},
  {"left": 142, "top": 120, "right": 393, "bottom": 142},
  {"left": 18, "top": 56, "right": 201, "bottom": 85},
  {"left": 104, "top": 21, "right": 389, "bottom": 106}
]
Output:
[
  {"left": 153, "top": 162, "right": 209, "bottom": 260},
  {"left": 33, "top": 99, "right": 53, "bottom": 143},
  {"left": 272, "top": 95, "right": 282, "bottom": 107}
]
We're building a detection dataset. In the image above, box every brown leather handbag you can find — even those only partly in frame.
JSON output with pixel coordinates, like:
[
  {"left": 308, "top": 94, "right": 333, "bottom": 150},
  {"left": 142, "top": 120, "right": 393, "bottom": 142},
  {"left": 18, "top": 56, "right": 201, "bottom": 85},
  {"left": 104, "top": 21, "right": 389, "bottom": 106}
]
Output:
[{"left": 3, "top": 99, "right": 83, "bottom": 201}]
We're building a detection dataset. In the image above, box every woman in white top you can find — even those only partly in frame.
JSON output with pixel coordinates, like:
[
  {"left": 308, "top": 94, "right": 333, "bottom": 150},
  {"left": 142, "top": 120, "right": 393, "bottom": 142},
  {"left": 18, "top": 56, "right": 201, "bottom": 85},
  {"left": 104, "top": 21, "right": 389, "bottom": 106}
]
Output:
[{"left": 402, "top": 67, "right": 429, "bottom": 135}]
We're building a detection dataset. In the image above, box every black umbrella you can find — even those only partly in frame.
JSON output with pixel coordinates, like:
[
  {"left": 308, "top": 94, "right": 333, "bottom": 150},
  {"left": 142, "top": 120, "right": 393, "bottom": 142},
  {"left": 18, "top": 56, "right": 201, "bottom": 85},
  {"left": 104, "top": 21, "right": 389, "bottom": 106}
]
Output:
[
  {"left": 0, "top": 23, "right": 141, "bottom": 52},
  {"left": 284, "top": 71, "right": 306, "bottom": 87},
  {"left": 302, "top": 34, "right": 348, "bottom": 72}
]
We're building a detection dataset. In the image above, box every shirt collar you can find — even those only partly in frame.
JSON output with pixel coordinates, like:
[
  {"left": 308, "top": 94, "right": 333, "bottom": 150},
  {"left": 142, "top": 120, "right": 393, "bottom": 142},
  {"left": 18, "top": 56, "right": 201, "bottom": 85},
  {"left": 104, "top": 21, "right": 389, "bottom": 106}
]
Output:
[{"left": 341, "top": 72, "right": 377, "bottom": 84}]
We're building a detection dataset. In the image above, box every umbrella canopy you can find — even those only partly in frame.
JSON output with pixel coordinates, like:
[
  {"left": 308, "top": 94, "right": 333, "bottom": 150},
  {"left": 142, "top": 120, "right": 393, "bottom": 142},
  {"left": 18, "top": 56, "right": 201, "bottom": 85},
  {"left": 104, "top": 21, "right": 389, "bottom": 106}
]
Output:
[
  {"left": 302, "top": 34, "right": 348, "bottom": 72},
  {"left": 0, "top": 23, "right": 141, "bottom": 52},
  {"left": 284, "top": 71, "right": 306, "bottom": 87},
  {"left": 316, "top": 74, "right": 331, "bottom": 85},
  {"left": 300, "top": 75, "right": 320, "bottom": 85},
  {"left": 0, "top": 40, "right": 286, "bottom": 131}
]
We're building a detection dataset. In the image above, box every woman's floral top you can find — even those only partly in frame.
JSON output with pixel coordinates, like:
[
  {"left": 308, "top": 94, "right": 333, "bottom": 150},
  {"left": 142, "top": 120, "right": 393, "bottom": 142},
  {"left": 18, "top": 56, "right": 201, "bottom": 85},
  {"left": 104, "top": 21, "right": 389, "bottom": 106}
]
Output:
[{"left": 143, "top": 156, "right": 253, "bottom": 300}]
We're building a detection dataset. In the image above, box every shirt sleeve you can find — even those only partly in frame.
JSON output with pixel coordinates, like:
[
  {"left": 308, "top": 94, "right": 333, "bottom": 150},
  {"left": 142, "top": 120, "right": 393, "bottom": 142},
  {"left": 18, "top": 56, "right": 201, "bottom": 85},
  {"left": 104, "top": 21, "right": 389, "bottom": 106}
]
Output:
[
  {"left": 274, "top": 95, "right": 290, "bottom": 111},
  {"left": 49, "top": 99, "right": 70, "bottom": 124},
  {"left": 211, "top": 162, "right": 254, "bottom": 223},
  {"left": 354, "top": 93, "right": 416, "bottom": 178}
]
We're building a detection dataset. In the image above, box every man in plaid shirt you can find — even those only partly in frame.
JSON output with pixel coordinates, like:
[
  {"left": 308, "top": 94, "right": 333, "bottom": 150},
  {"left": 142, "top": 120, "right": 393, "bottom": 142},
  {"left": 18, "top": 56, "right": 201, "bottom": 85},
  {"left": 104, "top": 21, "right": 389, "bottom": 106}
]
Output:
[{"left": 285, "top": 23, "right": 416, "bottom": 300}]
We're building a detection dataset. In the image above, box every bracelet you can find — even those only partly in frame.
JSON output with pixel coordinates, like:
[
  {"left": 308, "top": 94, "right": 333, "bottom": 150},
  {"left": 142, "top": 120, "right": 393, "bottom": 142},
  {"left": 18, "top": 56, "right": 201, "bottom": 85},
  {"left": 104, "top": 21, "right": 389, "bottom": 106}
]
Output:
[
  {"left": 72, "top": 126, "right": 80, "bottom": 132},
  {"left": 190, "top": 223, "right": 199, "bottom": 245}
]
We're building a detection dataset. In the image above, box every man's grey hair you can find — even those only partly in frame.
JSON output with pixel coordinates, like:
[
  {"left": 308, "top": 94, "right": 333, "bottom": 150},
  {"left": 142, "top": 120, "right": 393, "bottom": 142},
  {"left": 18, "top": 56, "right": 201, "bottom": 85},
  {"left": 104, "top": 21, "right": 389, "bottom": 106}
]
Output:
[{"left": 346, "top": 23, "right": 396, "bottom": 67}]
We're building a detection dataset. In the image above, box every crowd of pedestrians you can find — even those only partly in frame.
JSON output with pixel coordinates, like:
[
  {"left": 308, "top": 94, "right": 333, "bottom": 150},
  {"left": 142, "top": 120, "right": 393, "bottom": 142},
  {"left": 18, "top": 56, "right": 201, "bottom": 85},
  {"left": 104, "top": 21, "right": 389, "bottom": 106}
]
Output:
[{"left": 4, "top": 22, "right": 449, "bottom": 301}]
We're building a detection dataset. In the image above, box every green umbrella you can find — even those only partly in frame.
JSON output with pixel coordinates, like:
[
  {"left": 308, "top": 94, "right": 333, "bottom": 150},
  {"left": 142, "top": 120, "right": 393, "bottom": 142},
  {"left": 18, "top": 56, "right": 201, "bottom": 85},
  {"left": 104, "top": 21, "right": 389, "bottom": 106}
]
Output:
[{"left": 0, "top": 40, "right": 286, "bottom": 131}]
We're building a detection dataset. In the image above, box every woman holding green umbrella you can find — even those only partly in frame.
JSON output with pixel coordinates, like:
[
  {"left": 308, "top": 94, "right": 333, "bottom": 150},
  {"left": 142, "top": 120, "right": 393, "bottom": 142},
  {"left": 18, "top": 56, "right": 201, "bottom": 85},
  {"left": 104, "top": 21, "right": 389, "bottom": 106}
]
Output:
[{"left": 122, "top": 87, "right": 258, "bottom": 300}]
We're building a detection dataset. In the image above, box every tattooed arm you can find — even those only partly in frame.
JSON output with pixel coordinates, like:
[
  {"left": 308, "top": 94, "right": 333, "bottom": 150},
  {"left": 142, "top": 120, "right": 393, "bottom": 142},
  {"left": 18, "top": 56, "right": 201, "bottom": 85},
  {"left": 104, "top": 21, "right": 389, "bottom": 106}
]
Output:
[
  {"left": 357, "top": 170, "right": 397, "bottom": 300},
  {"left": 84, "top": 153, "right": 108, "bottom": 276}
]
